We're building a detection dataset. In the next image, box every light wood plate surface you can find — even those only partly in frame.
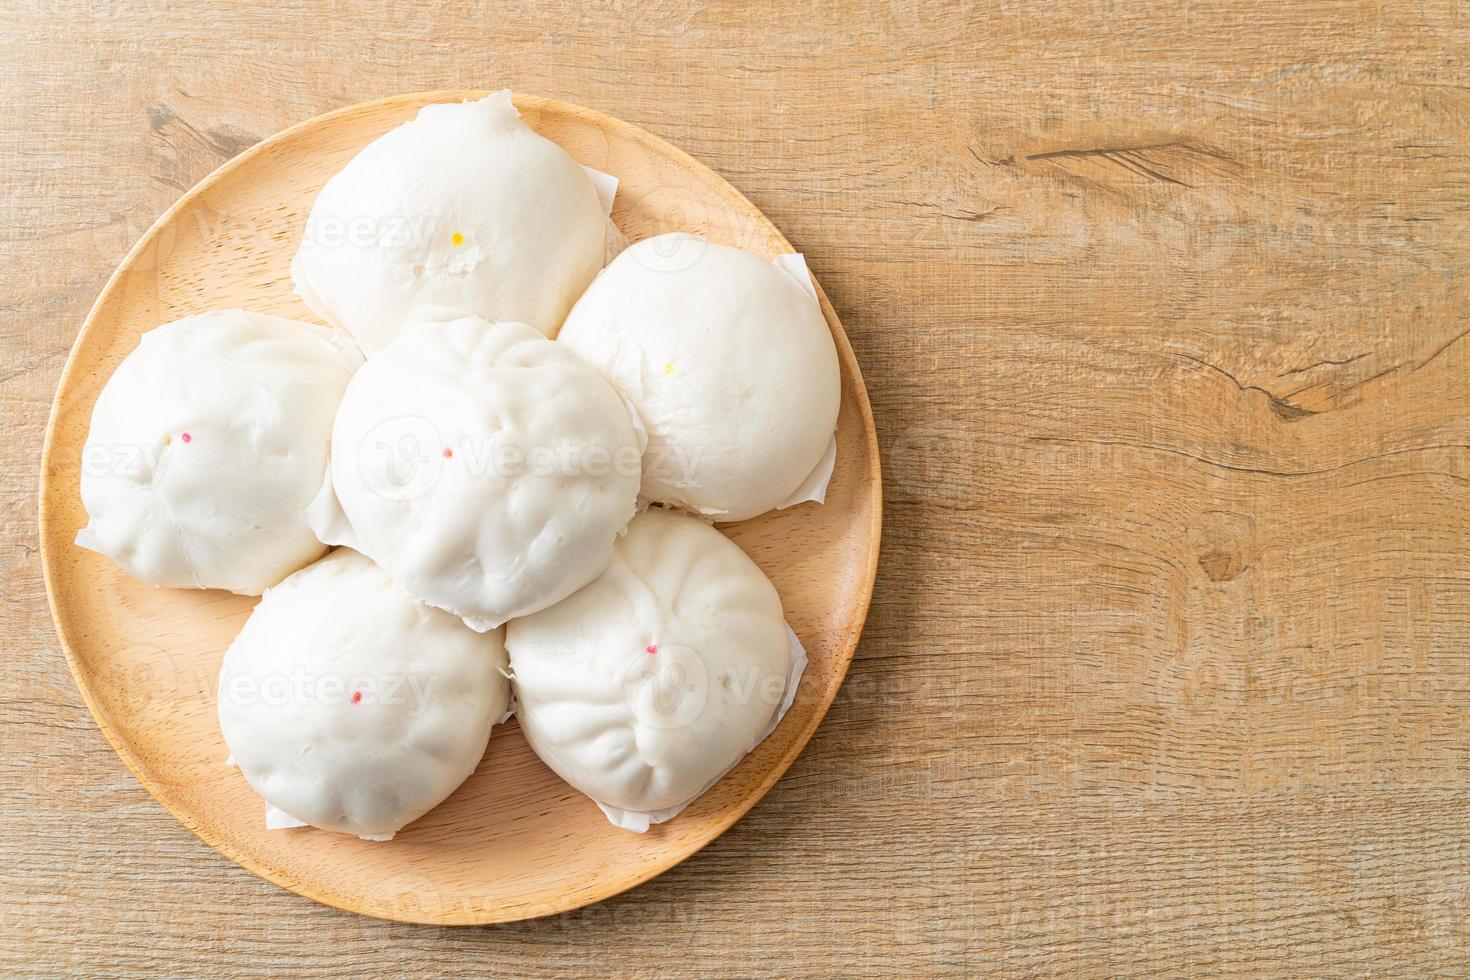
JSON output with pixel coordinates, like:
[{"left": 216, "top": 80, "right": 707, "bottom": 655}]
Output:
[{"left": 37, "top": 91, "right": 881, "bottom": 925}]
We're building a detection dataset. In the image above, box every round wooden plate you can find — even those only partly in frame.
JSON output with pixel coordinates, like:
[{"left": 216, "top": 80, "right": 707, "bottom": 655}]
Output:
[{"left": 38, "top": 91, "right": 881, "bottom": 924}]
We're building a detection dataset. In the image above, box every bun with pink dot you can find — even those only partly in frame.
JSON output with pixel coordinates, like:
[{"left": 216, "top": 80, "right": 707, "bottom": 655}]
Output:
[
  {"left": 507, "top": 507, "right": 796, "bottom": 826},
  {"left": 76, "top": 309, "right": 361, "bottom": 594}
]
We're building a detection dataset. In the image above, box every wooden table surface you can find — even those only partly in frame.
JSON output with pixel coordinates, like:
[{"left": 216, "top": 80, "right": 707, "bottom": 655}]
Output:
[{"left": 4, "top": 2, "right": 1468, "bottom": 975}]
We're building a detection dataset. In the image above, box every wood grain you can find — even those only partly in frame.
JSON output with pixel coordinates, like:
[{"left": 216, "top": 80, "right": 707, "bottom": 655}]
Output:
[{"left": 4, "top": 0, "right": 1470, "bottom": 973}]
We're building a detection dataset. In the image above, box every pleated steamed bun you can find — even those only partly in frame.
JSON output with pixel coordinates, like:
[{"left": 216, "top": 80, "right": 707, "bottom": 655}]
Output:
[
  {"left": 507, "top": 507, "right": 797, "bottom": 826},
  {"left": 558, "top": 233, "right": 841, "bottom": 523},
  {"left": 76, "top": 309, "right": 361, "bottom": 595},
  {"left": 218, "top": 548, "right": 510, "bottom": 840},
  {"left": 308, "top": 310, "right": 642, "bottom": 630},
  {"left": 291, "top": 91, "right": 611, "bottom": 351}
]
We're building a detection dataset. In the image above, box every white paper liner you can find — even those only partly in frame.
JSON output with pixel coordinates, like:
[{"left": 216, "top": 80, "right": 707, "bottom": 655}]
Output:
[
  {"left": 592, "top": 621, "right": 810, "bottom": 833},
  {"left": 581, "top": 165, "right": 618, "bottom": 219},
  {"left": 578, "top": 160, "right": 626, "bottom": 268},
  {"left": 604, "top": 220, "right": 630, "bottom": 265},
  {"left": 777, "top": 434, "right": 837, "bottom": 510},
  {"left": 302, "top": 465, "right": 359, "bottom": 552},
  {"left": 73, "top": 526, "right": 104, "bottom": 556},
  {"left": 772, "top": 252, "right": 818, "bottom": 302},
  {"left": 264, "top": 804, "right": 308, "bottom": 831},
  {"left": 460, "top": 612, "right": 505, "bottom": 633},
  {"left": 266, "top": 792, "right": 393, "bottom": 842},
  {"left": 772, "top": 252, "right": 836, "bottom": 511},
  {"left": 497, "top": 693, "right": 518, "bottom": 727}
]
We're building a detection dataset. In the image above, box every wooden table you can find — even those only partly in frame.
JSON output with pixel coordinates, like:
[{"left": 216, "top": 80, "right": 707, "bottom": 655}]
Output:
[{"left": 4, "top": 2, "right": 1468, "bottom": 974}]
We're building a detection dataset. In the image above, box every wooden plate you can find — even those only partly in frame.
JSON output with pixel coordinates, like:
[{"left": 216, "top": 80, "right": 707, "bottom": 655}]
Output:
[{"left": 38, "top": 91, "right": 881, "bottom": 924}]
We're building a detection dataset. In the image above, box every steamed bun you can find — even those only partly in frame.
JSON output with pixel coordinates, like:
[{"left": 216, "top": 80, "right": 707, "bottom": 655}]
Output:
[
  {"left": 217, "top": 548, "right": 510, "bottom": 839},
  {"left": 558, "top": 233, "right": 840, "bottom": 522},
  {"left": 312, "top": 311, "right": 642, "bottom": 630},
  {"left": 77, "top": 309, "right": 360, "bottom": 595},
  {"left": 291, "top": 92, "right": 609, "bottom": 351},
  {"left": 507, "top": 507, "right": 792, "bottom": 816}
]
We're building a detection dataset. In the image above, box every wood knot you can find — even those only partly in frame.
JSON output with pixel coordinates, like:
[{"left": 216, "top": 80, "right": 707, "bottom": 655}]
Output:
[
  {"left": 1188, "top": 511, "right": 1256, "bottom": 584},
  {"left": 1197, "top": 550, "right": 1243, "bottom": 582}
]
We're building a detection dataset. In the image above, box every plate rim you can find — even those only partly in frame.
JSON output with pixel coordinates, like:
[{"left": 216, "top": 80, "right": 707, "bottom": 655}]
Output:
[{"left": 37, "top": 89, "right": 883, "bottom": 924}]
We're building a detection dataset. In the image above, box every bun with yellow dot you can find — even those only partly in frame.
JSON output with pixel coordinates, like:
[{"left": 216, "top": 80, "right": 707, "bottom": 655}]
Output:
[
  {"left": 558, "top": 233, "right": 840, "bottom": 523},
  {"left": 291, "top": 91, "right": 613, "bottom": 352}
]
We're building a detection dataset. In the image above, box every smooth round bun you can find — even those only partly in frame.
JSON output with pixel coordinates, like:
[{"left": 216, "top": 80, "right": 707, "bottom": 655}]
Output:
[
  {"left": 218, "top": 548, "right": 510, "bottom": 839},
  {"left": 291, "top": 92, "right": 607, "bottom": 351},
  {"left": 76, "top": 309, "right": 359, "bottom": 595},
  {"left": 324, "top": 312, "right": 642, "bottom": 630},
  {"left": 507, "top": 507, "right": 791, "bottom": 813},
  {"left": 558, "top": 233, "right": 840, "bottom": 522}
]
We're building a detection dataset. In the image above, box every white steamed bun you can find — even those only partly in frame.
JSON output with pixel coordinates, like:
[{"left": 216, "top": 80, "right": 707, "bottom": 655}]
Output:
[
  {"left": 217, "top": 548, "right": 510, "bottom": 839},
  {"left": 291, "top": 91, "right": 609, "bottom": 351},
  {"left": 310, "top": 311, "right": 642, "bottom": 630},
  {"left": 557, "top": 232, "right": 840, "bottom": 523},
  {"left": 507, "top": 507, "right": 792, "bottom": 817},
  {"left": 76, "top": 309, "right": 360, "bottom": 595}
]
